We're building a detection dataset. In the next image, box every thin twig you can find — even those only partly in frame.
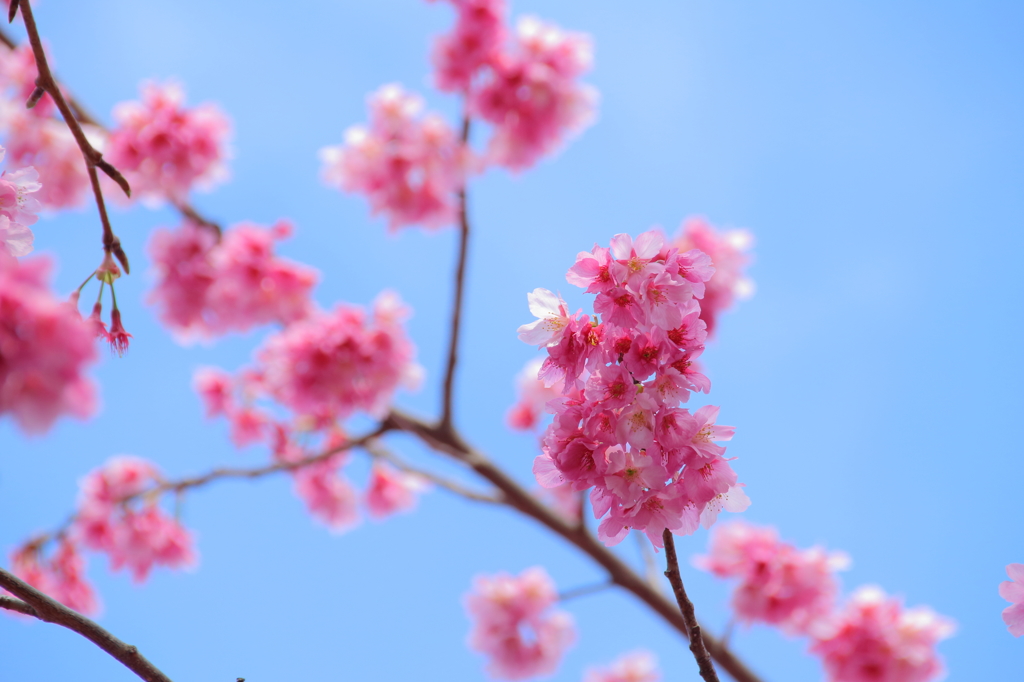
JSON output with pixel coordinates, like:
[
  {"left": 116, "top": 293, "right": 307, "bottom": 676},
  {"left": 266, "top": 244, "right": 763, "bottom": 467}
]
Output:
[
  {"left": 439, "top": 110, "right": 472, "bottom": 433},
  {"left": 0, "top": 23, "right": 221, "bottom": 236},
  {"left": 558, "top": 579, "right": 614, "bottom": 603},
  {"left": 386, "top": 408, "right": 763, "bottom": 682},
  {"left": 663, "top": 529, "right": 720, "bottom": 682},
  {"left": 361, "top": 440, "right": 504, "bottom": 505},
  {"left": 0, "top": 568, "right": 174, "bottom": 682},
  {"left": 635, "top": 528, "right": 665, "bottom": 595},
  {"left": 23, "top": 424, "right": 391, "bottom": 554}
]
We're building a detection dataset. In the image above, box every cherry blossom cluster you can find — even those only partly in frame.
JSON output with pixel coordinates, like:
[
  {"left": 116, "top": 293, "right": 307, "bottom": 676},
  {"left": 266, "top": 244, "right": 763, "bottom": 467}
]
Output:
[
  {"left": 9, "top": 538, "right": 98, "bottom": 615},
  {"left": 1000, "top": 563, "right": 1024, "bottom": 637},
  {"left": 0, "top": 252, "right": 96, "bottom": 434},
  {"left": 0, "top": 145, "right": 42, "bottom": 257},
  {"left": 695, "top": 521, "right": 849, "bottom": 635},
  {"left": 583, "top": 651, "right": 660, "bottom": 682},
  {"left": 696, "top": 522, "right": 955, "bottom": 682},
  {"left": 521, "top": 230, "right": 749, "bottom": 548},
  {"left": 432, "top": 0, "right": 595, "bottom": 170},
  {"left": 0, "top": 44, "right": 99, "bottom": 211},
  {"left": 0, "top": 45, "right": 229, "bottom": 211},
  {"left": 320, "top": 2, "right": 595, "bottom": 230},
  {"left": 811, "top": 586, "right": 955, "bottom": 682},
  {"left": 105, "top": 81, "right": 230, "bottom": 203},
  {"left": 468, "top": 13, "right": 596, "bottom": 171},
  {"left": 189, "top": 291, "right": 424, "bottom": 531},
  {"left": 147, "top": 220, "right": 317, "bottom": 341},
  {"left": 508, "top": 218, "right": 755, "bottom": 433},
  {"left": 465, "top": 567, "right": 575, "bottom": 680},
  {"left": 72, "top": 457, "right": 196, "bottom": 583},
  {"left": 671, "top": 218, "right": 755, "bottom": 337},
  {"left": 320, "top": 84, "right": 469, "bottom": 231}
]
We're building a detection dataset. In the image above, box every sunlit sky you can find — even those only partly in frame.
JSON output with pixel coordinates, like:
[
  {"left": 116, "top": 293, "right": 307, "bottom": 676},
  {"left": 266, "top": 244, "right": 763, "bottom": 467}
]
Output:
[{"left": 2, "top": 1, "right": 1023, "bottom": 680}]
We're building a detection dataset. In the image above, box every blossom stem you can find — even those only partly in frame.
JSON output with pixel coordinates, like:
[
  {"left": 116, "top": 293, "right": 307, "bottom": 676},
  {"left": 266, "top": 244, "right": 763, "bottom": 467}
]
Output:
[
  {"left": 0, "top": 568, "right": 174, "bottom": 682},
  {"left": 439, "top": 107, "right": 472, "bottom": 434},
  {"left": 662, "top": 529, "right": 720, "bottom": 682}
]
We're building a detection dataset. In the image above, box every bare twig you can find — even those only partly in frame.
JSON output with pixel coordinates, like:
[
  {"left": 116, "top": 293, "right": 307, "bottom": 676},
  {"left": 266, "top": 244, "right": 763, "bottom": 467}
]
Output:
[
  {"left": 0, "top": 568, "right": 173, "bottom": 682},
  {"left": 361, "top": 440, "right": 504, "bottom": 505},
  {"left": 385, "top": 409, "right": 763, "bottom": 682},
  {"left": 558, "top": 579, "right": 614, "bottom": 602},
  {"left": 22, "top": 424, "right": 391, "bottom": 556},
  {"left": 663, "top": 529, "right": 720, "bottom": 682},
  {"left": 439, "top": 110, "right": 472, "bottom": 433}
]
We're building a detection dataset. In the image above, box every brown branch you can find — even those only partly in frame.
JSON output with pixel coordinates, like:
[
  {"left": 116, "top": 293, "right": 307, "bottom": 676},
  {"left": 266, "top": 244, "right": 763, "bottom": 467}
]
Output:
[
  {"left": 385, "top": 409, "right": 764, "bottom": 682},
  {"left": 0, "top": 22, "right": 221, "bottom": 236},
  {"left": 0, "top": 567, "right": 173, "bottom": 682},
  {"left": 0, "top": 594, "right": 38, "bottom": 616},
  {"left": 360, "top": 440, "right": 504, "bottom": 505},
  {"left": 663, "top": 529, "right": 721, "bottom": 682},
  {"left": 439, "top": 110, "right": 472, "bottom": 433},
  {"left": 16, "top": 0, "right": 129, "bottom": 271}
]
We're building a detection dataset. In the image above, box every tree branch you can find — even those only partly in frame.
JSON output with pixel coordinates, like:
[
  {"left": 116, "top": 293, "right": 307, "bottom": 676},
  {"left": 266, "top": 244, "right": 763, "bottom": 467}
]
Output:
[
  {"left": 0, "top": 568, "right": 173, "bottom": 682},
  {"left": 663, "top": 529, "right": 720, "bottom": 682},
  {"left": 22, "top": 424, "right": 392, "bottom": 553},
  {"left": 16, "top": 0, "right": 132, "bottom": 270},
  {"left": 439, "top": 110, "right": 472, "bottom": 433},
  {"left": 385, "top": 408, "right": 764, "bottom": 682}
]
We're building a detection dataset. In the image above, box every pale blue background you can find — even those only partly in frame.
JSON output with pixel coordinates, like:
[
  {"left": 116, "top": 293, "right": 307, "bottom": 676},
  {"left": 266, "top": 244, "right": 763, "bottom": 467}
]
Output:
[{"left": 1, "top": 1, "right": 1022, "bottom": 680}]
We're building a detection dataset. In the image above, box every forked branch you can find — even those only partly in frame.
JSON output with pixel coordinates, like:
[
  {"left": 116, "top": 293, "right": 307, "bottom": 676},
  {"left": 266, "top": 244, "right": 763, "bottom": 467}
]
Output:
[{"left": 0, "top": 568, "right": 173, "bottom": 682}]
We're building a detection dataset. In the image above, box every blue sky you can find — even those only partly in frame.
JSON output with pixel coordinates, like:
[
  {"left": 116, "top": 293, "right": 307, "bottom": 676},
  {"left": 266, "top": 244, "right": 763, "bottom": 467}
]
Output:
[{"left": 2, "top": 1, "right": 1023, "bottom": 680}]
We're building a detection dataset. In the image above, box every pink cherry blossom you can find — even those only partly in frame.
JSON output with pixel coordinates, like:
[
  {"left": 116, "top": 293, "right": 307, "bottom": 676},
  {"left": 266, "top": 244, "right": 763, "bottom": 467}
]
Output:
[
  {"left": 517, "top": 288, "right": 571, "bottom": 347},
  {"left": 0, "top": 253, "right": 97, "bottom": 434},
  {"left": 10, "top": 539, "right": 99, "bottom": 615},
  {"left": 106, "top": 81, "right": 231, "bottom": 203},
  {"left": 810, "top": 586, "right": 955, "bottom": 682},
  {"left": 431, "top": 0, "right": 507, "bottom": 92},
  {"left": 507, "top": 357, "right": 564, "bottom": 430},
  {"left": 472, "top": 16, "right": 596, "bottom": 170},
  {"left": 147, "top": 220, "right": 318, "bottom": 340},
  {"left": 0, "top": 164, "right": 42, "bottom": 229},
  {"left": 293, "top": 454, "right": 360, "bottom": 533},
  {"left": 672, "top": 218, "right": 755, "bottom": 337},
  {"left": 465, "top": 567, "right": 575, "bottom": 680},
  {"left": 364, "top": 462, "right": 428, "bottom": 519},
  {"left": 695, "top": 521, "right": 849, "bottom": 636},
  {"left": 74, "top": 457, "right": 196, "bottom": 583},
  {"left": 584, "top": 651, "right": 660, "bottom": 682},
  {"left": 255, "top": 291, "right": 420, "bottom": 421},
  {"left": 193, "top": 367, "right": 236, "bottom": 418},
  {"left": 1000, "top": 563, "right": 1024, "bottom": 637},
  {"left": 320, "top": 83, "right": 469, "bottom": 230}
]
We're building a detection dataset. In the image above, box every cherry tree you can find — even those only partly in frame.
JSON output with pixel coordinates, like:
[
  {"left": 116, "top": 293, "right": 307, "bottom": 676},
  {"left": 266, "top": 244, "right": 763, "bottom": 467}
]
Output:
[{"left": 2, "top": 1, "right": 1021, "bottom": 681}]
